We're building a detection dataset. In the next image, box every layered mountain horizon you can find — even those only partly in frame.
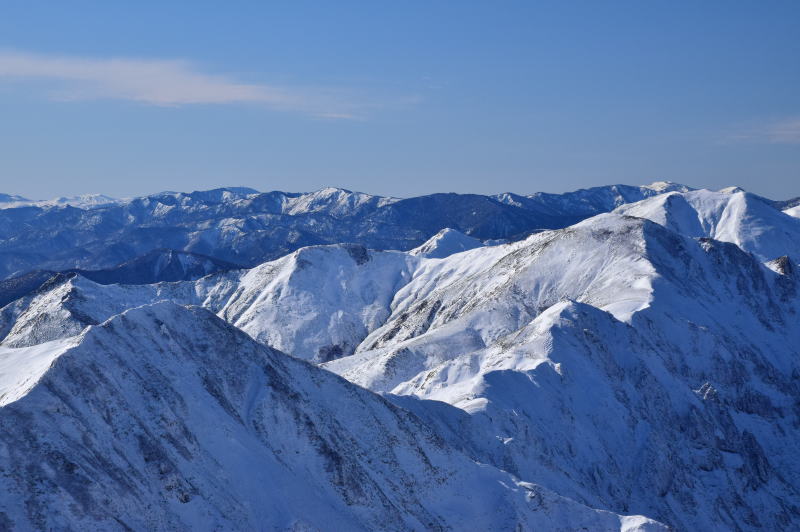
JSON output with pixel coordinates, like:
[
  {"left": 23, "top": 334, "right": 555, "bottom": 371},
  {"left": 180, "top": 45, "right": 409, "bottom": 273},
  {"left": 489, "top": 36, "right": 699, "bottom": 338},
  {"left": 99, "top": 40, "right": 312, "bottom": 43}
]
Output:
[
  {"left": 1, "top": 181, "right": 799, "bottom": 530},
  {"left": 3, "top": 180, "right": 794, "bottom": 280}
]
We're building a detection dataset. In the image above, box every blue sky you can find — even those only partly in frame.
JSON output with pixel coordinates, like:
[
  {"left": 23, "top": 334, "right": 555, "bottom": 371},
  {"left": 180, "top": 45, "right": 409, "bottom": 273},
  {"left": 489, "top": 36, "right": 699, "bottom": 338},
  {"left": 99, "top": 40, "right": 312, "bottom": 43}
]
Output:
[{"left": 0, "top": 1, "right": 798, "bottom": 199}]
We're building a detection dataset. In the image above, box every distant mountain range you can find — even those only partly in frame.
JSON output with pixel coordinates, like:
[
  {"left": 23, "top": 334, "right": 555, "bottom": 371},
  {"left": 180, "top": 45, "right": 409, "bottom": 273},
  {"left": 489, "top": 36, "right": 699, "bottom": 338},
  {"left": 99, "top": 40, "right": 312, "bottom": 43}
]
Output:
[{"left": 0, "top": 182, "right": 696, "bottom": 280}]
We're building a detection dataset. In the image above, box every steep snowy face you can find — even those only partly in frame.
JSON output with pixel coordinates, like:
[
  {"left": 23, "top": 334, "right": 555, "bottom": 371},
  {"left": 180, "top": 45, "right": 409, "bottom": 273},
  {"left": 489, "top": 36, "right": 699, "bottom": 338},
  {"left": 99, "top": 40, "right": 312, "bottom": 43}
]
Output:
[
  {"left": 352, "top": 215, "right": 656, "bottom": 369},
  {"left": 0, "top": 270, "right": 63, "bottom": 308},
  {"left": 329, "top": 213, "right": 797, "bottom": 392},
  {"left": 0, "top": 274, "right": 196, "bottom": 348},
  {"left": 409, "top": 228, "right": 484, "bottom": 258},
  {"left": 324, "top": 214, "right": 800, "bottom": 531},
  {"left": 210, "top": 244, "right": 418, "bottom": 362},
  {"left": 0, "top": 279, "right": 93, "bottom": 348},
  {"left": 0, "top": 302, "right": 664, "bottom": 531},
  {"left": 0, "top": 337, "right": 78, "bottom": 406},
  {"left": 392, "top": 297, "right": 800, "bottom": 531},
  {"left": 785, "top": 204, "right": 800, "bottom": 219},
  {"left": 326, "top": 216, "right": 652, "bottom": 392},
  {"left": 615, "top": 189, "right": 800, "bottom": 261}
]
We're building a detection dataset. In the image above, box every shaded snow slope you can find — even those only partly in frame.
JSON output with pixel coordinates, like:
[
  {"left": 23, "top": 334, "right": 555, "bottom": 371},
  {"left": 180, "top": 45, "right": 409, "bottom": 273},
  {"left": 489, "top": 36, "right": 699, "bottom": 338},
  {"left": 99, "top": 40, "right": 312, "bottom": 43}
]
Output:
[
  {"left": 493, "top": 181, "right": 691, "bottom": 219},
  {"left": 210, "top": 245, "right": 418, "bottom": 362},
  {"left": 0, "top": 302, "right": 664, "bottom": 531},
  {"left": 77, "top": 249, "right": 239, "bottom": 284},
  {"left": 0, "top": 249, "right": 237, "bottom": 308}
]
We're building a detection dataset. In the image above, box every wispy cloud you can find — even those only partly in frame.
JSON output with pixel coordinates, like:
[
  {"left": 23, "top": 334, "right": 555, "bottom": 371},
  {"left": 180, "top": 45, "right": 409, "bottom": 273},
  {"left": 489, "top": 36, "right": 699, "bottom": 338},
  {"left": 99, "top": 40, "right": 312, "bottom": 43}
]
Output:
[
  {"left": 727, "top": 117, "right": 800, "bottom": 145},
  {"left": 0, "top": 50, "right": 371, "bottom": 118}
]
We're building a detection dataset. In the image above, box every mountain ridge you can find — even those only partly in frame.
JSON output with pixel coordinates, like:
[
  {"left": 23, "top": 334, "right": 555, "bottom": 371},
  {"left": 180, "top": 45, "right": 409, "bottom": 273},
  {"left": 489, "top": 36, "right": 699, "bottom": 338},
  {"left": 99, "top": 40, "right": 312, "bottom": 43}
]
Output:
[
  {"left": 0, "top": 301, "right": 665, "bottom": 531},
  {"left": 0, "top": 182, "right": 707, "bottom": 280}
]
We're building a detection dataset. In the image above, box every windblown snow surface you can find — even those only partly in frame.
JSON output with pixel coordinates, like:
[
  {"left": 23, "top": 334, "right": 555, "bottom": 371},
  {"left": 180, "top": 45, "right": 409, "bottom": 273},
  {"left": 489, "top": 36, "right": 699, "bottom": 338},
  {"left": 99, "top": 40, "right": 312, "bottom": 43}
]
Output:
[{"left": 1, "top": 185, "right": 799, "bottom": 530}]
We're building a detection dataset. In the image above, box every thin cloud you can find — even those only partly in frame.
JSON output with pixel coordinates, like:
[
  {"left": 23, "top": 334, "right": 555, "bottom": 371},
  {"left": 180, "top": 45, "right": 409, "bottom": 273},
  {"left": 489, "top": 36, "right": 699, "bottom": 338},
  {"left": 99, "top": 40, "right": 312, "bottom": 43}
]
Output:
[
  {"left": 0, "top": 50, "right": 370, "bottom": 118},
  {"left": 727, "top": 117, "right": 800, "bottom": 145}
]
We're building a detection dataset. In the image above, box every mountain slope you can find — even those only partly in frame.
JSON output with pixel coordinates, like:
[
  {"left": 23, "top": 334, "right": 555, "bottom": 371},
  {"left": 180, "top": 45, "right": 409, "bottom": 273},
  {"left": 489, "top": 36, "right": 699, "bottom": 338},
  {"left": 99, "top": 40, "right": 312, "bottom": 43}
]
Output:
[
  {"left": 0, "top": 244, "right": 414, "bottom": 362},
  {"left": 615, "top": 188, "right": 800, "bottom": 261},
  {"left": 0, "top": 249, "right": 237, "bottom": 307},
  {"left": 209, "top": 244, "right": 418, "bottom": 362},
  {"left": 0, "top": 302, "right": 663, "bottom": 531},
  {"left": 0, "top": 269, "right": 62, "bottom": 308},
  {"left": 76, "top": 249, "right": 239, "bottom": 284},
  {"left": 323, "top": 213, "right": 800, "bottom": 530}
]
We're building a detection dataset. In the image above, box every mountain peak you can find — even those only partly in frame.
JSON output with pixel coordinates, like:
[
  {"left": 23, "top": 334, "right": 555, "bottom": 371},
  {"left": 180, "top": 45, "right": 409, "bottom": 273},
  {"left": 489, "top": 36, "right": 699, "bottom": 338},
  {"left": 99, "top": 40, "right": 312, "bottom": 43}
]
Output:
[
  {"left": 0, "top": 193, "right": 30, "bottom": 203},
  {"left": 410, "top": 228, "right": 484, "bottom": 258},
  {"left": 616, "top": 187, "right": 800, "bottom": 261},
  {"left": 316, "top": 186, "right": 354, "bottom": 195},
  {"left": 642, "top": 180, "right": 692, "bottom": 193}
]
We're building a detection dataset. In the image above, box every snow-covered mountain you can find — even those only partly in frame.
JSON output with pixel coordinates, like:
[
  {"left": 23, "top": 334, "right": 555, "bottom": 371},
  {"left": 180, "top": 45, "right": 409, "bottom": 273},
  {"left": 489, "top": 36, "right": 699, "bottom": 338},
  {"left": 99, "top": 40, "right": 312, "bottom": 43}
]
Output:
[
  {"left": 0, "top": 245, "right": 415, "bottom": 360},
  {"left": 494, "top": 181, "right": 691, "bottom": 218},
  {"left": 324, "top": 213, "right": 800, "bottom": 530},
  {"left": 73, "top": 248, "right": 237, "bottom": 284},
  {"left": 0, "top": 193, "right": 30, "bottom": 206},
  {"left": 615, "top": 188, "right": 800, "bottom": 261},
  {"left": 0, "top": 193, "right": 123, "bottom": 210},
  {"left": 0, "top": 249, "right": 236, "bottom": 307},
  {"left": 409, "top": 228, "right": 485, "bottom": 258},
  {"left": 0, "top": 182, "right": 695, "bottom": 279},
  {"left": 0, "top": 302, "right": 664, "bottom": 530},
  {"left": 1, "top": 183, "right": 798, "bottom": 530}
]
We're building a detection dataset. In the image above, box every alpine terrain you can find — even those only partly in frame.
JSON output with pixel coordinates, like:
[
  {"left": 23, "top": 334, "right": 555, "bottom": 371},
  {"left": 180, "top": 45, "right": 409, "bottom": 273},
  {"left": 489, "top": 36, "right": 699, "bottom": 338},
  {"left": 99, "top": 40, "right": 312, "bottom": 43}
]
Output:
[{"left": 0, "top": 183, "right": 798, "bottom": 531}]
